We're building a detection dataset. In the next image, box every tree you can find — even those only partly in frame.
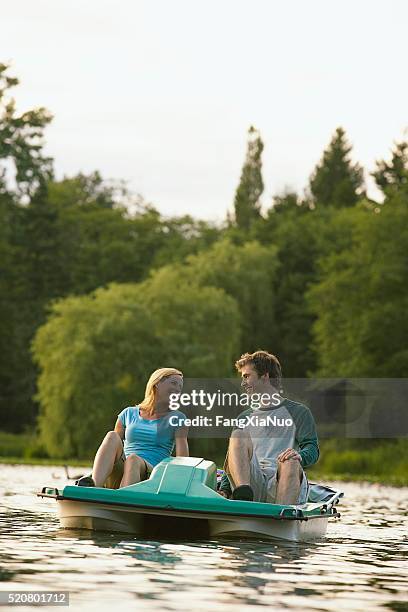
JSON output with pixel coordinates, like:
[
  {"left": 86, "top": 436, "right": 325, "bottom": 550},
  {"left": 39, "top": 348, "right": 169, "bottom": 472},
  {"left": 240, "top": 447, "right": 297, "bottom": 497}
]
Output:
[
  {"left": 33, "top": 288, "right": 160, "bottom": 457},
  {"left": 184, "top": 238, "right": 278, "bottom": 354},
  {"left": 0, "top": 63, "right": 53, "bottom": 198},
  {"left": 308, "top": 192, "right": 408, "bottom": 377},
  {"left": 0, "top": 63, "right": 54, "bottom": 430},
  {"left": 0, "top": 192, "right": 22, "bottom": 430},
  {"left": 309, "top": 127, "right": 365, "bottom": 208},
  {"left": 270, "top": 190, "right": 309, "bottom": 215},
  {"left": 149, "top": 238, "right": 279, "bottom": 355},
  {"left": 151, "top": 215, "right": 221, "bottom": 269},
  {"left": 261, "top": 208, "right": 335, "bottom": 376},
  {"left": 251, "top": 196, "right": 366, "bottom": 376},
  {"left": 137, "top": 269, "right": 240, "bottom": 377},
  {"left": 33, "top": 280, "right": 240, "bottom": 457},
  {"left": 1, "top": 164, "right": 225, "bottom": 433},
  {"left": 233, "top": 126, "right": 264, "bottom": 230},
  {"left": 372, "top": 140, "right": 408, "bottom": 195}
]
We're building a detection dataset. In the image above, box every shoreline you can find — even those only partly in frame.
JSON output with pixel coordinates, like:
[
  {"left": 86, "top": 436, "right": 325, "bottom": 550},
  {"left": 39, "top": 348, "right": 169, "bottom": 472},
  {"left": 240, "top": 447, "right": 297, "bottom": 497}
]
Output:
[
  {"left": 307, "top": 471, "right": 407, "bottom": 488},
  {"left": 1, "top": 456, "right": 406, "bottom": 487}
]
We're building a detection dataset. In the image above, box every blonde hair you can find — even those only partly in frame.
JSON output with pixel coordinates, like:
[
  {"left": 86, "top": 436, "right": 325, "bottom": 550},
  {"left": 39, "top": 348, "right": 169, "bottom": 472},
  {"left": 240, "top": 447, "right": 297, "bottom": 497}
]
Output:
[{"left": 139, "top": 367, "right": 183, "bottom": 415}]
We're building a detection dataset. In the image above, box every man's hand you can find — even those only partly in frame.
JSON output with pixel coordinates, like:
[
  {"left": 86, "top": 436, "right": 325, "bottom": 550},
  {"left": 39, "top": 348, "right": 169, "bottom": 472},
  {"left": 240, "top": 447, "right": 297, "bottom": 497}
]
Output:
[{"left": 277, "top": 448, "right": 302, "bottom": 463}]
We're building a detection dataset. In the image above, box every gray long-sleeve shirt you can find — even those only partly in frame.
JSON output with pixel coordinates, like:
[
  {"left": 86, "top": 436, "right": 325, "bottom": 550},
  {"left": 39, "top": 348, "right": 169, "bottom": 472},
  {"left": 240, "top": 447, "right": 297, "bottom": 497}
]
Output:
[{"left": 219, "top": 397, "right": 319, "bottom": 494}]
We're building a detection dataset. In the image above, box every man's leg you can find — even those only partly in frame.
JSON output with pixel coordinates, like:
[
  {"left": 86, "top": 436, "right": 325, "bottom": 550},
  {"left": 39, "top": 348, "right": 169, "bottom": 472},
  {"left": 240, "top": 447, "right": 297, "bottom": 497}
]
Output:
[
  {"left": 275, "top": 458, "right": 302, "bottom": 504},
  {"left": 227, "top": 428, "right": 253, "bottom": 487},
  {"left": 92, "top": 431, "right": 123, "bottom": 487}
]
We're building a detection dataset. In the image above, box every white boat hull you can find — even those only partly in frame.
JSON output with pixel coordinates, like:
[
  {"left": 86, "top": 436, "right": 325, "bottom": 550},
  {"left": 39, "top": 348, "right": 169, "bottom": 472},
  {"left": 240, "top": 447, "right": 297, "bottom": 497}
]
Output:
[
  {"left": 209, "top": 516, "right": 329, "bottom": 541},
  {"left": 57, "top": 499, "right": 331, "bottom": 542}
]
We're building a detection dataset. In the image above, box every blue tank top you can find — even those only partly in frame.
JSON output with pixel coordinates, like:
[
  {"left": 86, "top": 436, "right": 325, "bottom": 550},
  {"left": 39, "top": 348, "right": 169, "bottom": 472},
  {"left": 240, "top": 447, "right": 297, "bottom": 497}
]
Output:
[{"left": 117, "top": 406, "right": 187, "bottom": 466}]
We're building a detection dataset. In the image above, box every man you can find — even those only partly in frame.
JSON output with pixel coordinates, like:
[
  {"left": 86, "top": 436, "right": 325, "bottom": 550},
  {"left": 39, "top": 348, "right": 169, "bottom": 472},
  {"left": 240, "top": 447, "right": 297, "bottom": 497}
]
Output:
[{"left": 219, "top": 350, "right": 319, "bottom": 504}]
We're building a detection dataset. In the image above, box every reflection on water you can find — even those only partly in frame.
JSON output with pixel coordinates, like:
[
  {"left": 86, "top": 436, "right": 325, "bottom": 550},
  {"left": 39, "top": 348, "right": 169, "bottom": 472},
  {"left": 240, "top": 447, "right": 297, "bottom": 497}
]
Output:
[{"left": 0, "top": 464, "right": 407, "bottom": 611}]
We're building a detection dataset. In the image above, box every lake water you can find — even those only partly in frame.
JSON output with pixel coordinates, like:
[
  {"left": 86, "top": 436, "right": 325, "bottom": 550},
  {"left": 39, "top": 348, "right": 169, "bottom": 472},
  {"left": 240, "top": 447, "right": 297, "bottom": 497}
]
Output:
[{"left": 0, "top": 464, "right": 407, "bottom": 611}]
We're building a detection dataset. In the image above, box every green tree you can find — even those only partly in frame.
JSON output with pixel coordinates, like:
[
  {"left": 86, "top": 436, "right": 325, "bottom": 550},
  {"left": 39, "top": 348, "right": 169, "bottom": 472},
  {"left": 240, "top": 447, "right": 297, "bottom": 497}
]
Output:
[
  {"left": 184, "top": 238, "right": 278, "bottom": 354},
  {"left": 233, "top": 126, "right": 264, "bottom": 230},
  {"left": 137, "top": 268, "right": 240, "bottom": 376},
  {"left": 151, "top": 215, "right": 221, "bottom": 269},
  {"left": 1, "top": 165, "right": 224, "bottom": 433},
  {"left": 0, "top": 63, "right": 54, "bottom": 430},
  {"left": 372, "top": 140, "right": 408, "bottom": 194},
  {"left": 251, "top": 197, "right": 366, "bottom": 376},
  {"left": 0, "top": 63, "right": 53, "bottom": 197},
  {"left": 147, "top": 238, "right": 279, "bottom": 355},
  {"left": 0, "top": 192, "right": 22, "bottom": 430},
  {"left": 33, "top": 288, "right": 160, "bottom": 457},
  {"left": 309, "top": 127, "right": 365, "bottom": 208},
  {"left": 269, "top": 190, "right": 310, "bottom": 215},
  {"left": 308, "top": 193, "right": 408, "bottom": 377},
  {"left": 260, "top": 208, "right": 334, "bottom": 376},
  {"left": 33, "top": 280, "right": 240, "bottom": 457}
]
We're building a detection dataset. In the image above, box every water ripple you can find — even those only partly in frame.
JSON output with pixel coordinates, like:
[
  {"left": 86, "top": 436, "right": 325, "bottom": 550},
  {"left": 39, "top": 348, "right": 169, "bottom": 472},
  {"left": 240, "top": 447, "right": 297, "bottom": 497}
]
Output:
[{"left": 0, "top": 464, "right": 407, "bottom": 610}]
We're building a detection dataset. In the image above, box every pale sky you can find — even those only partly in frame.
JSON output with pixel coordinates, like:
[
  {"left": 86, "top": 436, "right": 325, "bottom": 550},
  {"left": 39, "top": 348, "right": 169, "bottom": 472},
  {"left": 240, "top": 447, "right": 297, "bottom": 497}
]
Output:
[{"left": 1, "top": 0, "right": 407, "bottom": 221}]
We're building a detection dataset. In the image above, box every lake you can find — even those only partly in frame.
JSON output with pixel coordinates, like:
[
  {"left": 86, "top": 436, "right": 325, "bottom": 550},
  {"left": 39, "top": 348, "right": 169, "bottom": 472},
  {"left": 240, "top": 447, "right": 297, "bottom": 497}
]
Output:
[{"left": 1, "top": 464, "right": 407, "bottom": 611}]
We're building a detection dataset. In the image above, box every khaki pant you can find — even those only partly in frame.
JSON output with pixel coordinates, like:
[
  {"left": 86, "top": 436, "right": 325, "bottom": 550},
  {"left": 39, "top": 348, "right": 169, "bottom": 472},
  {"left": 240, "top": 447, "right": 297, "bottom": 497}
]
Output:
[{"left": 224, "top": 451, "right": 309, "bottom": 504}]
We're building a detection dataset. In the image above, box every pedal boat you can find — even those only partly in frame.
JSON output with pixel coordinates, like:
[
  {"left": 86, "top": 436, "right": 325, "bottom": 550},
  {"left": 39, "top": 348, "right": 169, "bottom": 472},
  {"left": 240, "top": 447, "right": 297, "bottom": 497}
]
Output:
[{"left": 37, "top": 456, "right": 343, "bottom": 542}]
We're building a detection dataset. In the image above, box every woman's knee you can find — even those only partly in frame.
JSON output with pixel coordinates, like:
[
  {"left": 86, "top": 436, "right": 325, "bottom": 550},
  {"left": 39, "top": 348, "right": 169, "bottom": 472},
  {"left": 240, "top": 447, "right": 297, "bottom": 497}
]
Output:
[
  {"left": 103, "top": 431, "right": 122, "bottom": 445},
  {"left": 125, "top": 453, "right": 145, "bottom": 468}
]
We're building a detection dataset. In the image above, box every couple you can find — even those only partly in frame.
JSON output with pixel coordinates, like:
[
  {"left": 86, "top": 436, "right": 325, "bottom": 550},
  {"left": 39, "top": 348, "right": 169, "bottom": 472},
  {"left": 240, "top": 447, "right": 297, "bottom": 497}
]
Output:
[{"left": 78, "top": 351, "right": 319, "bottom": 506}]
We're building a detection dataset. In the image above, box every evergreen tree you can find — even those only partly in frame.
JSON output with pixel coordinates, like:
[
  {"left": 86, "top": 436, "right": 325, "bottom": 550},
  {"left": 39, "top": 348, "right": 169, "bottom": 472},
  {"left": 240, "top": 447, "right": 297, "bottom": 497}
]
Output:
[
  {"left": 372, "top": 140, "right": 408, "bottom": 194},
  {"left": 309, "top": 127, "right": 364, "bottom": 207},
  {"left": 0, "top": 63, "right": 53, "bottom": 197},
  {"left": 233, "top": 126, "right": 264, "bottom": 230}
]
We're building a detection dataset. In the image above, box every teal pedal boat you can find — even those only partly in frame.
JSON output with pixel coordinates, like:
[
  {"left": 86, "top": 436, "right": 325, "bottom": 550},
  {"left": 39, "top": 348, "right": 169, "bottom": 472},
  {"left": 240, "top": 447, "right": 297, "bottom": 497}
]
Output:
[{"left": 37, "top": 457, "right": 343, "bottom": 542}]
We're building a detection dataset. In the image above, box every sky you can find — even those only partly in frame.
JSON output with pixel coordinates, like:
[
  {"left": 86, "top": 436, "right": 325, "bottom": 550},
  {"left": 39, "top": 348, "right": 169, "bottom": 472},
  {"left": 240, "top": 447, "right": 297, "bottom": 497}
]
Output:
[{"left": 1, "top": 0, "right": 408, "bottom": 221}]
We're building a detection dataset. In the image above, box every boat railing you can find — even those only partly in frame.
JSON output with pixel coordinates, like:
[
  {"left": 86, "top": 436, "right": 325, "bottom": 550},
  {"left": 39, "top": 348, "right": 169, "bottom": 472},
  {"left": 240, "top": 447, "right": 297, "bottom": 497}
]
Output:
[{"left": 320, "top": 490, "right": 344, "bottom": 515}]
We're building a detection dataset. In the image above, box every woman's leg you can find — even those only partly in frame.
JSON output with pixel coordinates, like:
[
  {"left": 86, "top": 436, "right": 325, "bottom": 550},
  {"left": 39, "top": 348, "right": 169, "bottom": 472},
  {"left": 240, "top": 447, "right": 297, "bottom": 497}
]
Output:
[
  {"left": 120, "top": 454, "right": 147, "bottom": 488},
  {"left": 91, "top": 431, "right": 123, "bottom": 487}
]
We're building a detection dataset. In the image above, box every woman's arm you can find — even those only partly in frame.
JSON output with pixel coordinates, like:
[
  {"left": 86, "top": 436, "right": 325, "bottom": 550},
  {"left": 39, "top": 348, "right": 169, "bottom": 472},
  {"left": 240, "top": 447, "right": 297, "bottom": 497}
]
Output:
[
  {"left": 175, "top": 426, "right": 189, "bottom": 457},
  {"left": 114, "top": 418, "right": 125, "bottom": 441}
]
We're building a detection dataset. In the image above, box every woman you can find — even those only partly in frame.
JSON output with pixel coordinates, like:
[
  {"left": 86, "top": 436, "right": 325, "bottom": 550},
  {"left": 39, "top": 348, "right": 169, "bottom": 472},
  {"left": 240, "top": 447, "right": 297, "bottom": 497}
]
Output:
[{"left": 76, "top": 368, "right": 188, "bottom": 488}]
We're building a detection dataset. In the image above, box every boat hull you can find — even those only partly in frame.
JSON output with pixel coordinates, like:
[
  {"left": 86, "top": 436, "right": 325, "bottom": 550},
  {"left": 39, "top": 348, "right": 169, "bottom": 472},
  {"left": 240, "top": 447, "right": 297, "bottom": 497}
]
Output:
[
  {"left": 57, "top": 499, "right": 331, "bottom": 542},
  {"left": 209, "top": 516, "right": 329, "bottom": 541}
]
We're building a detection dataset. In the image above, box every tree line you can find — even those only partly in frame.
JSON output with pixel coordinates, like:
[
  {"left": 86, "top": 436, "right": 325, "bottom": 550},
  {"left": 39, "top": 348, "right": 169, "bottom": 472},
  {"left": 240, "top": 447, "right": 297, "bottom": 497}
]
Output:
[{"left": 1, "top": 63, "right": 407, "bottom": 459}]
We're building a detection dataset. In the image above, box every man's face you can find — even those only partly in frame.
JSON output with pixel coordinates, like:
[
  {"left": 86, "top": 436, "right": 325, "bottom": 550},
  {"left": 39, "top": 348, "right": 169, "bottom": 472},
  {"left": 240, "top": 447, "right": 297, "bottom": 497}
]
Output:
[{"left": 240, "top": 364, "right": 267, "bottom": 396}]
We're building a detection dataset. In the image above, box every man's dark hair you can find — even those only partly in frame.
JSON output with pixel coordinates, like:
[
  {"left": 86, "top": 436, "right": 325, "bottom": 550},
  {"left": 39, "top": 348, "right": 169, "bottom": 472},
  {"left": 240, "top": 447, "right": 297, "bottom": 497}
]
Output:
[{"left": 235, "top": 350, "right": 282, "bottom": 390}]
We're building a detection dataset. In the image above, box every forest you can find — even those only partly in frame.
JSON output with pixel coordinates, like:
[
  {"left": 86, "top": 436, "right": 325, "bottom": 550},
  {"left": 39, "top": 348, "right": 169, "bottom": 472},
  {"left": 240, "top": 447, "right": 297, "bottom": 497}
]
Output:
[{"left": 1, "top": 63, "right": 407, "bottom": 483}]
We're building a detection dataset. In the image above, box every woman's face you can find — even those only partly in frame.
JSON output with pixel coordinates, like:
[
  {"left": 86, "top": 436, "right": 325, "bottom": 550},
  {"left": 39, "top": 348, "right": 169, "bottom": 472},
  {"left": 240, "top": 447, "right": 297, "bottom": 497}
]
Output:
[{"left": 155, "top": 374, "right": 183, "bottom": 403}]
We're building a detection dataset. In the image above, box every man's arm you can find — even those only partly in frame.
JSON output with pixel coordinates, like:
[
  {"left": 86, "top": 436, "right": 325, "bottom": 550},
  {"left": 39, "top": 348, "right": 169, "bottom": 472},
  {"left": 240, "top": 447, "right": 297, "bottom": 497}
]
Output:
[
  {"left": 298, "top": 435, "right": 319, "bottom": 468},
  {"left": 286, "top": 401, "right": 320, "bottom": 468},
  {"left": 296, "top": 407, "right": 319, "bottom": 468}
]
